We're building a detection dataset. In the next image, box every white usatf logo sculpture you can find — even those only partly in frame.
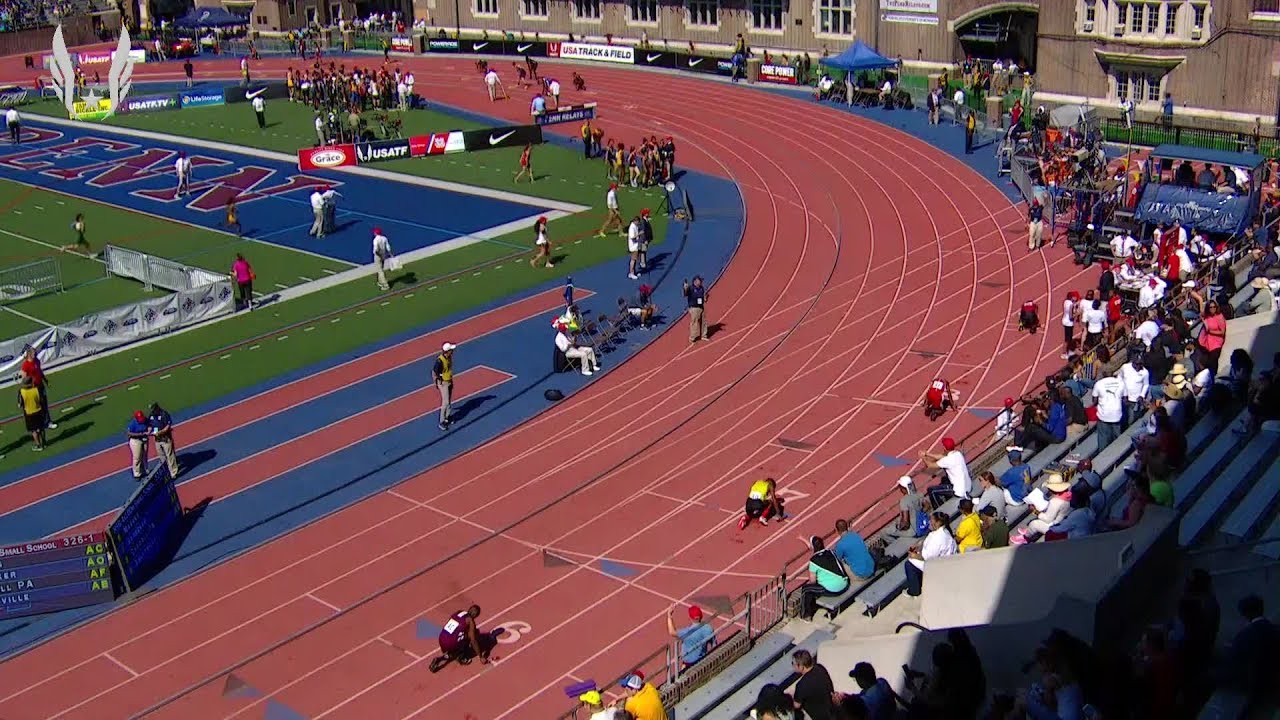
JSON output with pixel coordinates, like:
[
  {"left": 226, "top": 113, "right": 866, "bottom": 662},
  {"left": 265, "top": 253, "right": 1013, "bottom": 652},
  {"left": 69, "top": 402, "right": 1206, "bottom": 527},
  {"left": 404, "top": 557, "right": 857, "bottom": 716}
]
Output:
[{"left": 49, "top": 24, "right": 134, "bottom": 120}]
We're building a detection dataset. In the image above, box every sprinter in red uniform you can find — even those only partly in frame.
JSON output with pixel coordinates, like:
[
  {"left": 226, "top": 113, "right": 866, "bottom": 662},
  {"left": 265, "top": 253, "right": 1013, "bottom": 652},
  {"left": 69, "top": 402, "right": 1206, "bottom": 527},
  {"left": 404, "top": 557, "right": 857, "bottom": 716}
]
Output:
[
  {"left": 1018, "top": 300, "right": 1040, "bottom": 334},
  {"left": 923, "top": 379, "right": 957, "bottom": 421},
  {"left": 428, "top": 605, "right": 493, "bottom": 672}
]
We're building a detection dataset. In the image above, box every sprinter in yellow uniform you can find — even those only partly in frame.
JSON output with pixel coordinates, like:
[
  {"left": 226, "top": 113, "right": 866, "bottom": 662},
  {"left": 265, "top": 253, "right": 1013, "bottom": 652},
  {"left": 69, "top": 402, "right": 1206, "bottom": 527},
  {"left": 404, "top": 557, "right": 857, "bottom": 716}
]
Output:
[{"left": 737, "top": 478, "right": 786, "bottom": 530}]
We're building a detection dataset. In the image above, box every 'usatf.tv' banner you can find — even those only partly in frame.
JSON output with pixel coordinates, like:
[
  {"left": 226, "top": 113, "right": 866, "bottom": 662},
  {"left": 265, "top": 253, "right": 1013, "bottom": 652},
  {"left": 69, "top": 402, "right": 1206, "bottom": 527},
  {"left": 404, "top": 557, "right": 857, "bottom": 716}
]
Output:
[{"left": 118, "top": 93, "right": 179, "bottom": 114}]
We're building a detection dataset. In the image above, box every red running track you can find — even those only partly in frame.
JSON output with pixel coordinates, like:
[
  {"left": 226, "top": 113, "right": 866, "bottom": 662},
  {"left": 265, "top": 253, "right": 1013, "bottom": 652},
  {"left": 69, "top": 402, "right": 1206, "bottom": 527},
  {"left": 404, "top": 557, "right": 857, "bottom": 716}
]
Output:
[{"left": 0, "top": 56, "right": 1095, "bottom": 720}]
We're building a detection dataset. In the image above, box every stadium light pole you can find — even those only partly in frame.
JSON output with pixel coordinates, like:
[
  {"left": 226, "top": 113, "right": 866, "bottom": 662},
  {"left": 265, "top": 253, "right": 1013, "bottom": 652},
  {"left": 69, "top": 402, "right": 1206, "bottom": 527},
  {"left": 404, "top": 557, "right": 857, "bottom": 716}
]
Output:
[{"left": 454, "top": 0, "right": 461, "bottom": 39}]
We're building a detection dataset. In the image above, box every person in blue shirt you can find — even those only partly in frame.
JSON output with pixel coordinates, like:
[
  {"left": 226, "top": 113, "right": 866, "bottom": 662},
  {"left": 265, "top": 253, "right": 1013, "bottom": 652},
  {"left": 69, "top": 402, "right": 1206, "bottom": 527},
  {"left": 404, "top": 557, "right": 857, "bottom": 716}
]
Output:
[
  {"left": 832, "top": 519, "right": 875, "bottom": 580},
  {"left": 666, "top": 604, "right": 715, "bottom": 667},
  {"left": 848, "top": 662, "right": 900, "bottom": 720},
  {"left": 126, "top": 410, "right": 150, "bottom": 480},
  {"left": 1000, "top": 451, "right": 1032, "bottom": 506}
]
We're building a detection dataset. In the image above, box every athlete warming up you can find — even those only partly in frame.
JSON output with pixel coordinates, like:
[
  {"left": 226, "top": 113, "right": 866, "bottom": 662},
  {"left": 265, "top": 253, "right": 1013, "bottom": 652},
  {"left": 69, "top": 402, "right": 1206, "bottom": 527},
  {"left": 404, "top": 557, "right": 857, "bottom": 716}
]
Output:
[
  {"left": 923, "top": 378, "right": 958, "bottom": 421},
  {"left": 428, "top": 605, "right": 496, "bottom": 672}
]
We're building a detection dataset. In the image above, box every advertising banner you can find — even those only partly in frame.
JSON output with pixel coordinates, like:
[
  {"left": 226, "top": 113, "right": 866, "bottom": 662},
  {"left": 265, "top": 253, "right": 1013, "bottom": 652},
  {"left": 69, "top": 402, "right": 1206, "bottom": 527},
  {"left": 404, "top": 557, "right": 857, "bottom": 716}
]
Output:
[
  {"left": 225, "top": 82, "right": 289, "bottom": 104},
  {"left": 409, "top": 132, "right": 466, "bottom": 156},
  {"left": 77, "top": 48, "right": 146, "bottom": 65},
  {"left": 426, "top": 38, "right": 460, "bottom": 53},
  {"left": 881, "top": 0, "right": 938, "bottom": 12},
  {"left": 355, "top": 138, "right": 412, "bottom": 164},
  {"left": 179, "top": 89, "right": 225, "bottom": 108},
  {"left": 547, "top": 42, "right": 634, "bottom": 65},
  {"left": 391, "top": 36, "right": 415, "bottom": 53},
  {"left": 297, "top": 144, "right": 358, "bottom": 171},
  {"left": 1134, "top": 185, "right": 1253, "bottom": 235},
  {"left": 759, "top": 63, "right": 798, "bottom": 85},
  {"left": 535, "top": 103, "right": 597, "bottom": 126},
  {"left": 118, "top": 93, "right": 179, "bottom": 114},
  {"left": 69, "top": 98, "right": 112, "bottom": 121},
  {"left": 675, "top": 53, "right": 733, "bottom": 76},
  {"left": 461, "top": 125, "right": 543, "bottom": 152},
  {"left": 0, "top": 87, "right": 28, "bottom": 107},
  {"left": 634, "top": 51, "right": 676, "bottom": 70},
  {"left": 506, "top": 40, "right": 546, "bottom": 57}
]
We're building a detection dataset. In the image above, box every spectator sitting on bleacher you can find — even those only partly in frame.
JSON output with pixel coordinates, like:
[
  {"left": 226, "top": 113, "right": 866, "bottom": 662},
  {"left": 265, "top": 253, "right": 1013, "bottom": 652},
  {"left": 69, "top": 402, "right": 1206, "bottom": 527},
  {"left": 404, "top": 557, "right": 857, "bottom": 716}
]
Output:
[
  {"left": 993, "top": 396, "right": 1017, "bottom": 444},
  {"left": 1246, "top": 277, "right": 1277, "bottom": 314},
  {"left": 1224, "top": 348, "right": 1254, "bottom": 403},
  {"left": 1236, "top": 357, "right": 1280, "bottom": 436},
  {"left": 1058, "top": 385, "right": 1088, "bottom": 437},
  {"left": 616, "top": 671, "right": 665, "bottom": 720},
  {"left": 973, "top": 471, "right": 1007, "bottom": 521},
  {"left": 1009, "top": 640, "right": 1089, "bottom": 720},
  {"left": 795, "top": 536, "right": 850, "bottom": 622},
  {"left": 791, "top": 650, "right": 838, "bottom": 720},
  {"left": 1102, "top": 474, "right": 1156, "bottom": 531},
  {"left": 1000, "top": 450, "right": 1032, "bottom": 510},
  {"left": 577, "top": 690, "right": 623, "bottom": 720},
  {"left": 890, "top": 476, "right": 926, "bottom": 538},
  {"left": 901, "top": 641, "right": 970, "bottom": 717},
  {"left": 1011, "top": 472, "right": 1071, "bottom": 544},
  {"left": 920, "top": 437, "right": 975, "bottom": 510},
  {"left": 904, "top": 512, "right": 956, "bottom": 596},
  {"left": 1072, "top": 458, "right": 1106, "bottom": 517},
  {"left": 980, "top": 505, "right": 1010, "bottom": 548},
  {"left": 954, "top": 499, "right": 984, "bottom": 553},
  {"left": 748, "top": 684, "right": 795, "bottom": 720},
  {"left": 1045, "top": 492, "right": 1095, "bottom": 540},
  {"left": 1246, "top": 244, "right": 1280, "bottom": 281},
  {"left": 1221, "top": 595, "right": 1280, "bottom": 711},
  {"left": 666, "top": 604, "right": 714, "bottom": 669},
  {"left": 1011, "top": 394, "right": 1065, "bottom": 452},
  {"left": 841, "top": 662, "right": 899, "bottom": 720},
  {"left": 832, "top": 519, "right": 876, "bottom": 580}
]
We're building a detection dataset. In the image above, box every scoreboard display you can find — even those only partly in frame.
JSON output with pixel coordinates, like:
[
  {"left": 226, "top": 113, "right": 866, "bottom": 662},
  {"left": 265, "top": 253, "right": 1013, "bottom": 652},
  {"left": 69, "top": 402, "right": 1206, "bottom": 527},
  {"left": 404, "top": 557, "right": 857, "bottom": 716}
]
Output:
[
  {"left": 109, "top": 464, "right": 184, "bottom": 592},
  {"left": 0, "top": 533, "right": 115, "bottom": 619}
]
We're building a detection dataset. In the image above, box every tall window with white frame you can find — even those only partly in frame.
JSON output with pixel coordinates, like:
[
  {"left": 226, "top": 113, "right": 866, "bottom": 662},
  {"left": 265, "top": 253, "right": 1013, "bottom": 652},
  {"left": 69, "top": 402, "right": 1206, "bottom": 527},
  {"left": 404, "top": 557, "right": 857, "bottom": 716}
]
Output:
[
  {"left": 1145, "top": 2, "right": 1159, "bottom": 32},
  {"left": 573, "top": 0, "right": 602, "bottom": 19},
  {"left": 475, "top": 0, "right": 499, "bottom": 16},
  {"left": 817, "top": 0, "right": 854, "bottom": 35},
  {"left": 1083, "top": 0, "right": 1096, "bottom": 27},
  {"left": 687, "top": 0, "right": 719, "bottom": 25},
  {"left": 1130, "top": 2, "right": 1142, "bottom": 31},
  {"left": 1113, "top": 68, "right": 1164, "bottom": 103},
  {"left": 1192, "top": 3, "right": 1206, "bottom": 30},
  {"left": 522, "top": 0, "right": 548, "bottom": 17},
  {"left": 750, "top": 0, "right": 784, "bottom": 30},
  {"left": 629, "top": 0, "right": 658, "bottom": 22},
  {"left": 1163, "top": 2, "right": 1176, "bottom": 33}
]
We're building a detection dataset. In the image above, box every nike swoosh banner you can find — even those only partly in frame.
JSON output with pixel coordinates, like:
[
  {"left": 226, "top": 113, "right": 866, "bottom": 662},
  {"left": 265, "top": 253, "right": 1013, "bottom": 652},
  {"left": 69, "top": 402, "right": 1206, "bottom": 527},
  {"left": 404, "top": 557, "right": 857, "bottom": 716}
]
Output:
[
  {"left": 224, "top": 82, "right": 289, "bottom": 104},
  {"left": 674, "top": 53, "right": 731, "bottom": 76},
  {"left": 634, "top": 51, "right": 675, "bottom": 69},
  {"left": 461, "top": 124, "right": 543, "bottom": 152}
]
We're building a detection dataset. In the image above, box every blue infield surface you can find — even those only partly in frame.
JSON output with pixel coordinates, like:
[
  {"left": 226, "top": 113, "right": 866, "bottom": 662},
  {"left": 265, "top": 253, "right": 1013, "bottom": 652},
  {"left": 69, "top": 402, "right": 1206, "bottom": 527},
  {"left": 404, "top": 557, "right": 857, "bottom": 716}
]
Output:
[{"left": 0, "top": 121, "right": 558, "bottom": 265}]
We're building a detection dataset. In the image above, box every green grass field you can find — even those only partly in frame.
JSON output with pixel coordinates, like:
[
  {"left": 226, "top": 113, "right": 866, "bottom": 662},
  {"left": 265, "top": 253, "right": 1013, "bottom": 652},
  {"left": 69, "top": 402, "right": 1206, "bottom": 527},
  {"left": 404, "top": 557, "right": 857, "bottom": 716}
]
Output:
[{"left": 0, "top": 99, "right": 669, "bottom": 471}]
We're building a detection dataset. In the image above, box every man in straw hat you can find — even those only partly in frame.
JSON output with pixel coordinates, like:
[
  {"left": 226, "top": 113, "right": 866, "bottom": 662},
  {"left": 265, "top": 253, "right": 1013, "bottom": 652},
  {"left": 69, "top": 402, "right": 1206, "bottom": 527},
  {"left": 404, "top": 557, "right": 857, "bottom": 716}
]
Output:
[{"left": 1248, "top": 276, "right": 1276, "bottom": 313}]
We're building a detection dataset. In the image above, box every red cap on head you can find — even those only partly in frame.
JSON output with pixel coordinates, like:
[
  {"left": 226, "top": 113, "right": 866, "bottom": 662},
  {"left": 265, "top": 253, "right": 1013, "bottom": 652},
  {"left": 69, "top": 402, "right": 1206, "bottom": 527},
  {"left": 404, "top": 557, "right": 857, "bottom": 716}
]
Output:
[
  {"left": 1149, "top": 278, "right": 1159, "bottom": 287},
  {"left": 373, "top": 227, "right": 383, "bottom": 235},
  {"left": 942, "top": 437, "right": 957, "bottom": 451},
  {"left": 641, "top": 208, "right": 650, "bottom": 217},
  {"left": 538, "top": 216, "right": 547, "bottom": 224},
  {"left": 134, "top": 410, "right": 146, "bottom": 422},
  {"left": 610, "top": 182, "right": 618, "bottom": 190},
  {"left": 688, "top": 605, "right": 703, "bottom": 621},
  {"left": 1004, "top": 397, "right": 1014, "bottom": 408},
  {"left": 1100, "top": 260, "right": 1112, "bottom": 269}
]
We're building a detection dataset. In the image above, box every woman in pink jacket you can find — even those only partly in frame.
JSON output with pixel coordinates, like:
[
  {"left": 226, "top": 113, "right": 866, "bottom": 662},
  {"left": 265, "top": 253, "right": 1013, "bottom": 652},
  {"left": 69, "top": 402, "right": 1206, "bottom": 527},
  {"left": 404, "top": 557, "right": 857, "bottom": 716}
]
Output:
[{"left": 232, "top": 253, "right": 255, "bottom": 311}]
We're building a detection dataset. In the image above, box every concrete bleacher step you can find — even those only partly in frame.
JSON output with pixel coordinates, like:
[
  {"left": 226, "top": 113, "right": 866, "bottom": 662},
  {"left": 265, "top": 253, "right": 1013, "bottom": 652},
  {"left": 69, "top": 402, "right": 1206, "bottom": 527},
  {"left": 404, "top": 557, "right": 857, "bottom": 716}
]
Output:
[
  {"left": 669, "top": 632, "right": 796, "bottom": 720},
  {"left": 857, "top": 563, "right": 908, "bottom": 616},
  {"left": 694, "top": 628, "right": 835, "bottom": 720},
  {"left": 1180, "top": 429, "right": 1280, "bottom": 547},
  {"left": 1253, "top": 510, "right": 1280, "bottom": 560},
  {"left": 1219, "top": 454, "right": 1280, "bottom": 543},
  {"left": 1173, "top": 408, "right": 1251, "bottom": 512}
]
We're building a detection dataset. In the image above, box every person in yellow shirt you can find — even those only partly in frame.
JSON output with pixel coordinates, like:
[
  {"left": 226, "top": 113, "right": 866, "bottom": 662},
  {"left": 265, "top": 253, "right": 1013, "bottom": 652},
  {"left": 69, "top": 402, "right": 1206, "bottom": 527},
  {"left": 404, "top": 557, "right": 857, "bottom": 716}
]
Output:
[
  {"left": 580, "top": 120, "right": 594, "bottom": 159},
  {"left": 617, "top": 672, "right": 667, "bottom": 720},
  {"left": 737, "top": 477, "right": 786, "bottom": 530},
  {"left": 955, "top": 498, "right": 984, "bottom": 553},
  {"left": 18, "top": 376, "right": 46, "bottom": 451}
]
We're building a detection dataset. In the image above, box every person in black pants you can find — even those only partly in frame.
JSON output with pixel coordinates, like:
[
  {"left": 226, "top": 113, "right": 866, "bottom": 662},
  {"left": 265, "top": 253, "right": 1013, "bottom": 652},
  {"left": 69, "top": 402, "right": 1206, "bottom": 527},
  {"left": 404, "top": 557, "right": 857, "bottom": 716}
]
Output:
[{"left": 795, "top": 536, "right": 849, "bottom": 621}]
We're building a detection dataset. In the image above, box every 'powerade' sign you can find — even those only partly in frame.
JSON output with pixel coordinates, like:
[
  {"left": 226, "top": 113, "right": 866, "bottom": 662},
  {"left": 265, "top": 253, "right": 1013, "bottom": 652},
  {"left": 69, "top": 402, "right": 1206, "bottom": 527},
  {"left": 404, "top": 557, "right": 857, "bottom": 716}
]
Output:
[
  {"left": 180, "top": 90, "right": 225, "bottom": 108},
  {"left": 118, "top": 93, "right": 179, "bottom": 114}
]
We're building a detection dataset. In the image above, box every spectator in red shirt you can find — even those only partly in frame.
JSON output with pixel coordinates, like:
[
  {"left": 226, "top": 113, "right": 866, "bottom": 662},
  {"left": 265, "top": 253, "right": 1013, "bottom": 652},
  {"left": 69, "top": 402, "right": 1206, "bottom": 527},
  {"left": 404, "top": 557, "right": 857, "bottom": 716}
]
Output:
[{"left": 20, "top": 347, "right": 55, "bottom": 431}]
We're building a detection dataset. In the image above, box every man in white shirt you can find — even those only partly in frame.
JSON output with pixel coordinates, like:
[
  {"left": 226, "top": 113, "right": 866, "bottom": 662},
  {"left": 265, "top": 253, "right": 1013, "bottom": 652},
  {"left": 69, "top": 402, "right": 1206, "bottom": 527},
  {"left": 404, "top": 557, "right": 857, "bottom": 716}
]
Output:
[
  {"left": 372, "top": 227, "right": 392, "bottom": 291},
  {"left": 879, "top": 79, "right": 893, "bottom": 106},
  {"left": 1091, "top": 374, "right": 1125, "bottom": 448},
  {"left": 1133, "top": 312, "right": 1160, "bottom": 349},
  {"left": 920, "top": 437, "right": 974, "bottom": 510},
  {"left": 252, "top": 93, "right": 266, "bottom": 129},
  {"left": 1082, "top": 299, "right": 1108, "bottom": 346},
  {"left": 1117, "top": 356, "right": 1150, "bottom": 424},
  {"left": 314, "top": 113, "right": 327, "bottom": 145},
  {"left": 951, "top": 88, "right": 965, "bottom": 124},
  {"left": 397, "top": 78, "right": 408, "bottom": 110},
  {"left": 404, "top": 71, "right": 415, "bottom": 100},
  {"left": 555, "top": 322, "right": 598, "bottom": 376},
  {"left": 626, "top": 215, "right": 641, "bottom": 280},
  {"left": 546, "top": 78, "right": 561, "bottom": 109},
  {"left": 597, "top": 183, "right": 623, "bottom": 237},
  {"left": 1118, "top": 257, "right": 1142, "bottom": 284},
  {"left": 173, "top": 151, "right": 191, "bottom": 198},
  {"left": 1137, "top": 276, "right": 1166, "bottom": 310},
  {"left": 1110, "top": 231, "right": 1138, "bottom": 259},
  {"left": 484, "top": 68, "right": 503, "bottom": 102},
  {"left": 5, "top": 107, "right": 19, "bottom": 144},
  {"left": 308, "top": 188, "right": 326, "bottom": 237}
]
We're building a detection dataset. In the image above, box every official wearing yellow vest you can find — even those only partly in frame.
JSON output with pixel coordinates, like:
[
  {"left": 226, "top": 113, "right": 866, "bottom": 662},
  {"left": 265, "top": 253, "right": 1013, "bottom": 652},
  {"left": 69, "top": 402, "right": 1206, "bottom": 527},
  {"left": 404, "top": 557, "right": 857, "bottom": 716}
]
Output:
[
  {"left": 18, "top": 377, "right": 45, "bottom": 450},
  {"left": 433, "top": 342, "right": 456, "bottom": 430}
]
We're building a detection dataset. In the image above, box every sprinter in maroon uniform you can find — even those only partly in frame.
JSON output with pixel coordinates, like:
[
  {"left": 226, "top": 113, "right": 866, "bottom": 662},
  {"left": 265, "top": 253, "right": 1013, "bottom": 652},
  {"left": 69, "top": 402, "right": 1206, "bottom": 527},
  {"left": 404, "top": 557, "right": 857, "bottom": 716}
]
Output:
[{"left": 429, "top": 605, "right": 493, "bottom": 672}]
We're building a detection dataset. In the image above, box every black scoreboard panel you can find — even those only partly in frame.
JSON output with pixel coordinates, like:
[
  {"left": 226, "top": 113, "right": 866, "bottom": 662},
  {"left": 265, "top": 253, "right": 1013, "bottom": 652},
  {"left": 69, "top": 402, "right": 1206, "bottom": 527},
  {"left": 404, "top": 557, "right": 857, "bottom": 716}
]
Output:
[{"left": 0, "top": 533, "right": 115, "bottom": 619}]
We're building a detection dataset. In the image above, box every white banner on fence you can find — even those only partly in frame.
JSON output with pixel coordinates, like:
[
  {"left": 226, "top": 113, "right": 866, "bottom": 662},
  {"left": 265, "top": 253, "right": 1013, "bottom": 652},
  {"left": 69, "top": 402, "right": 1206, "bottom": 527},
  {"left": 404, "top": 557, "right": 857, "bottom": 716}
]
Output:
[
  {"left": 0, "top": 281, "right": 236, "bottom": 380},
  {"left": 553, "top": 42, "right": 635, "bottom": 65},
  {"left": 881, "top": 0, "right": 938, "bottom": 12}
]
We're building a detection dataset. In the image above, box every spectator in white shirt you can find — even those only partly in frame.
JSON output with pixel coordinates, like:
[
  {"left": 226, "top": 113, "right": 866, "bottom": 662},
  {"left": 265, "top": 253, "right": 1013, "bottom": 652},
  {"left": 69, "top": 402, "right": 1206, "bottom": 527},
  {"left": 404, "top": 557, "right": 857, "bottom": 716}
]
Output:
[
  {"left": 1138, "top": 276, "right": 1166, "bottom": 310},
  {"left": 1092, "top": 374, "right": 1126, "bottom": 448},
  {"left": 904, "top": 511, "right": 956, "bottom": 596},
  {"left": 7, "top": 107, "right": 21, "bottom": 144},
  {"left": 920, "top": 437, "right": 975, "bottom": 509},
  {"left": 1133, "top": 312, "right": 1161, "bottom": 350},
  {"left": 880, "top": 79, "right": 893, "bottom": 105},
  {"left": 1082, "top": 299, "right": 1107, "bottom": 348},
  {"left": 308, "top": 188, "right": 326, "bottom": 237},
  {"left": 173, "top": 151, "right": 191, "bottom": 198},
  {"left": 626, "top": 216, "right": 641, "bottom": 280},
  {"left": 994, "top": 396, "right": 1016, "bottom": 442},
  {"left": 1118, "top": 256, "right": 1143, "bottom": 284},
  {"left": 555, "top": 322, "right": 599, "bottom": 375},
  {"left": 314, "top": 113, "right": 327, "bottom": 145},
  {"left": 951, "top": 88, "right": 965, "bottom": 124},
  {"left": 1118, "top": 356, "right": 1151, "bottom": 422},
  {"left": 1110, "top": 232, "right": 1138, "bottom": 259}
]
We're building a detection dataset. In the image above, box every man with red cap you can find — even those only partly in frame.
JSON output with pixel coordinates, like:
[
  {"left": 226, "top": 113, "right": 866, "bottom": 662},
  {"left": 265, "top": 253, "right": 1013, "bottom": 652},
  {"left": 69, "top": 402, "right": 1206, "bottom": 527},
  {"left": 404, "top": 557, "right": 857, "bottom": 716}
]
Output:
[
  {"left": 372, "top": 227, "right": 393, "bottom": 291},
  {"left": 666, "top": 604, "right": 715, "bottom": 668},
  {"left": 995, "top": 397, "right": 1017, "bottom": 442},
  {"left": 1097, "top": 259, "right": 1116, "bottom": 300},
  {"left": 126, "top": 410, "right": 152, "bottom": 480},
  {"left": 555, "top": 321, "right": 599, "bottom": 375},
  {"left": 920, "top": 437, "right": 974, "bottom": 510},
  {"left": 597, "top": 182, "right": 623, "bottom": 238},
  {"left": 1137, "top": 275, "right": 1166, "bottom": 311}
]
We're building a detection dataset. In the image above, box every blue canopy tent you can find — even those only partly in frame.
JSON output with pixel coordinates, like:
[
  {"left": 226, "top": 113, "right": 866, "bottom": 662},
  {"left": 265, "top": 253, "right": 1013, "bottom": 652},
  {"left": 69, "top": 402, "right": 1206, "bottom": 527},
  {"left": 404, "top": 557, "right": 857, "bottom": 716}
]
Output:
[
  {"left": 174, "top": 7, "right": 249, "bottom": 28},
  {"left": 819, "top": 41, "right": 896, "bottom": 72},
  {"left": 1133, "top": 144, "right": 1266, "bottom": 235}
]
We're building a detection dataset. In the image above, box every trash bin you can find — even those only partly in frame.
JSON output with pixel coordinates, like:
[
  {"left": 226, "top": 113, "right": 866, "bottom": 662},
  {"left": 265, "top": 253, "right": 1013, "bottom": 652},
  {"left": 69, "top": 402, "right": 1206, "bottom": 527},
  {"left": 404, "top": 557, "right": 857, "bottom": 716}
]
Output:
[{"left": 747, "top": 57, "right": 761, "bottom": 84}]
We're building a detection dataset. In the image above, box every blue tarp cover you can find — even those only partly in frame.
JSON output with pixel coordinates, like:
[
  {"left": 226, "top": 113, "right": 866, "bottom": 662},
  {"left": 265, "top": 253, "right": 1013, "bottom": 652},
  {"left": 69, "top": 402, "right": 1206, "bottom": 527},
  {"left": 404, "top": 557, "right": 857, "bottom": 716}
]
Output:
[
  {"left": 1151, "top": 144, "right": 1265, "bottom": 170},
  {"left": 820, "top": 41, "right": 896, "bottom": 72},
  {"left": 174, "top": 7, "right": 248, "bottom": 28},
  {"left": 1134, "top": 184, "right": 1254, "bottom": 235}
]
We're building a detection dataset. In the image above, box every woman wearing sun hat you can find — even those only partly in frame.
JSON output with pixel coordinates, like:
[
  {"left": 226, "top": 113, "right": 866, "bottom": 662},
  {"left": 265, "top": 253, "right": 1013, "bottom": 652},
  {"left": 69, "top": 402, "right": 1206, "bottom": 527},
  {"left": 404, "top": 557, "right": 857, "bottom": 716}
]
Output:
[{"left": 1012, "top": 472, "right": 1072, "bottom": 543}]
